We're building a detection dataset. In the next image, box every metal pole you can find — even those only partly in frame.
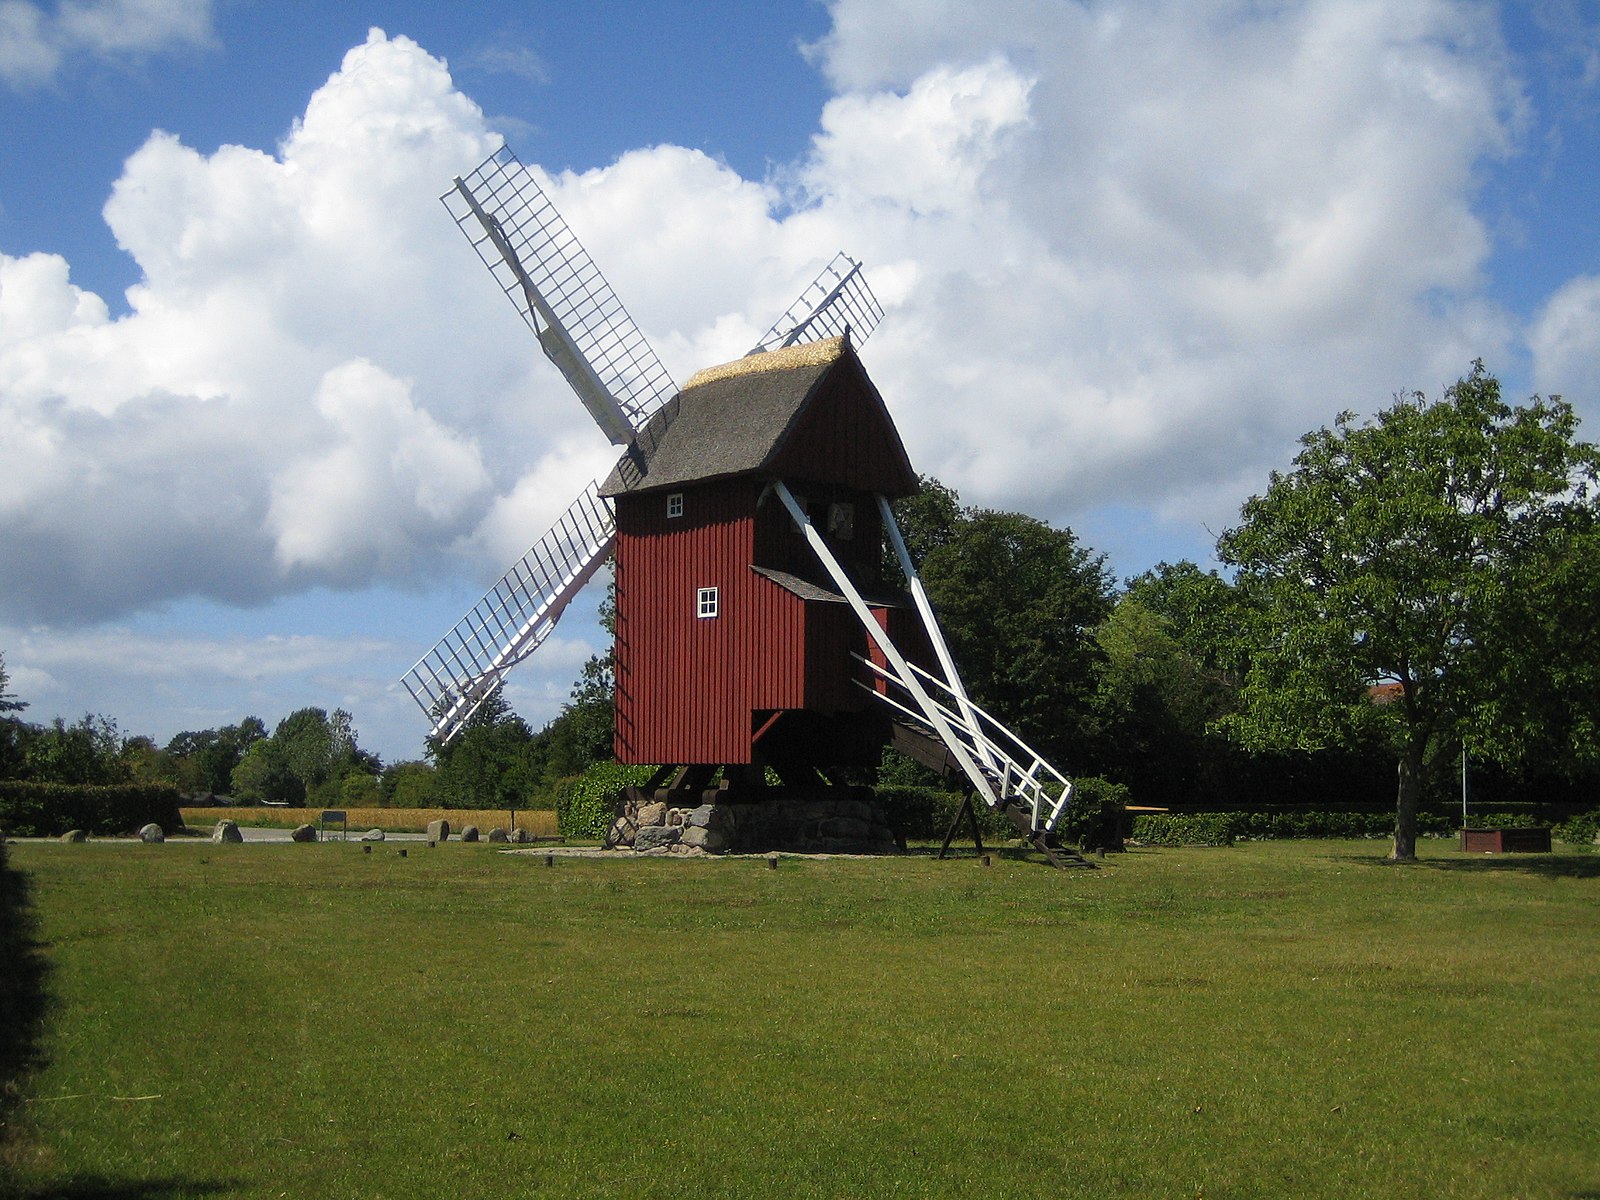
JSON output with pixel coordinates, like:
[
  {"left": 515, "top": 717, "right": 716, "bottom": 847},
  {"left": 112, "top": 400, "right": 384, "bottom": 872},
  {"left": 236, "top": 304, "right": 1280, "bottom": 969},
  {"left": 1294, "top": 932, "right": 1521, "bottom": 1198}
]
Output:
[{"left": 1461, "top": 748, "right": 1468, "bottom": 827}]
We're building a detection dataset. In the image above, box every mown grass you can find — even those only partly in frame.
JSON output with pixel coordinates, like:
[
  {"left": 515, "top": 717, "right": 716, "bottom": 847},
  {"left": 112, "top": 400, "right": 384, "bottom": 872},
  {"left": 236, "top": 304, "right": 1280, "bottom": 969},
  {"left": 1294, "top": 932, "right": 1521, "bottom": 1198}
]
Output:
[
  {"left": 179, "top": 806, "right": 560, "bottom": 837},
  {"left": 4, "top": 839, "right": 1597, "bottom": 1198}
]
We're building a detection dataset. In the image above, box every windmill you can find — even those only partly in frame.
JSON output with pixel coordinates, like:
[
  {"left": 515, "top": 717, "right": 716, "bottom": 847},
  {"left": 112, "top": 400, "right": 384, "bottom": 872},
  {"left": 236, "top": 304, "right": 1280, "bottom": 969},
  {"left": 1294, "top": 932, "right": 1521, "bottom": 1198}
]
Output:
[{"left": 403, "top": 145, "right": 1090, "bottom": 866}]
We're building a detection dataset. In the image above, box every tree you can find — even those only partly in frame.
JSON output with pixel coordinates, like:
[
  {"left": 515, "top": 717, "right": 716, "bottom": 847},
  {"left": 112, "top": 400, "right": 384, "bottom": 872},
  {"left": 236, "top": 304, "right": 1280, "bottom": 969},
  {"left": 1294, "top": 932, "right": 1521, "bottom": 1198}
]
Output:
[
  {"left": 166, "top": 717, "right": 266, "bottom": 796},
  {"left": 0, "top": 653, "right": 25, "bottom": 715},
  {"left": 0, "top": 653, "right": 27, "bottom": 780},
  {"left": 23, "top": 714, "right": 129, "bottom": 786},
  {"left": 431, "top": 688, "right": 541, "bottom": 808},
  {"left": 1218, "top": 364, "right": 1600, "bottom": 860},
  {"left": 915, "top": 499, "right": 1113, "bottom": 764},
  {"left": 1090, "top": 596, "right": 1216, "bottom": 802}
]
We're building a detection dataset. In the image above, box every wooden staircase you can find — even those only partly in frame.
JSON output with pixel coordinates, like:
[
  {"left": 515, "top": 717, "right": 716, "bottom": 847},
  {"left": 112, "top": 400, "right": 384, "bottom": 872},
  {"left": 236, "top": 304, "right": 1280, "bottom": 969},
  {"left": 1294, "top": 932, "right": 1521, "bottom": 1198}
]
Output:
[{"left": 890, "top": 722, "right": 1096, "bottom": 870}]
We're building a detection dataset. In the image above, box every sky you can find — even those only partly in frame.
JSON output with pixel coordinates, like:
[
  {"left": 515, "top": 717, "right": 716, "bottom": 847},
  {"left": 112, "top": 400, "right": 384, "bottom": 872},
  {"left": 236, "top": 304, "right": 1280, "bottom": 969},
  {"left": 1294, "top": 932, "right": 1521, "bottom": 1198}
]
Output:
[{"left": 2, "top": 0, "right": 1599, "bottom": 767}]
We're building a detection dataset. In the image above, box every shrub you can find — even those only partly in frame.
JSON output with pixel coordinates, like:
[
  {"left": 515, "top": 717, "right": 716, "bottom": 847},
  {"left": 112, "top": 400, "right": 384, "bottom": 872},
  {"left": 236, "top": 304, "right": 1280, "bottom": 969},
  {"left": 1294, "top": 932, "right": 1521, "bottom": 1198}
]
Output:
[
  {"left": 1129, "top": 813, "right": 1237, "bottom": 846},
  {"left": 1553, "top": 809, "right": 1599, "bottom": 846},
  {"left": 1056, "top": 776, "right": 1130, "bottom": 849},
  {"left": 553, "top": 763, "right": 657, "bottom": 840},
  {"left": 874, "top": 787, "right": 1010, "bottom": 843},
  {"left": 0, "top": 781, "right": 184, "bottom": 837}
]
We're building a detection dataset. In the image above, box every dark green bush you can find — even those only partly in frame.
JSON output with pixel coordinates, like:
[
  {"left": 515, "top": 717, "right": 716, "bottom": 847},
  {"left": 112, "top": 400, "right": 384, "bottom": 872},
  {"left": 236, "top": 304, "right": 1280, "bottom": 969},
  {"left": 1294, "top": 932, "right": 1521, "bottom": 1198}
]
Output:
[
  {"left": 1054, "top": 776, "right": 1130, "bottom": 848},
  {"left": 0, "top": 781, "right": 183, "bottom": 837},
  {"left": 1553, "top": 809, "right": 1599, "bottom": 846},
  {"left": 1129, "top": 813, "right": 1237, "bottom": 846},
  {"left": 1458, "top": 811, "right": 1546, "bottom": 830},
  {"left": 553, "top": 763, "right": 657, "bottom": 840},
  {"left": 874, "top": 787, "right": 1010, "bottom": 843}
]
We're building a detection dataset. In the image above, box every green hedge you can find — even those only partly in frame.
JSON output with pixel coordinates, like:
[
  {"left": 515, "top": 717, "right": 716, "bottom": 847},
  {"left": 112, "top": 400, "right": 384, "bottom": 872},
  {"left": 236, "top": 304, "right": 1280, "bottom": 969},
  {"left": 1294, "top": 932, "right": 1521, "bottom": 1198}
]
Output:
[
  {"left": 1553, "top": 810, "right": 1599, "bottom": 846},
  {"left": 1129, "top": 813, "right": 1238, "bottom": 846},
  {"left": 873, "top": 787, "right": 1011, "bottom": 843},
  {"left": 1127, "top": 809, "right": 1566, "bottom": 845},
  {"left": 0, "top": 781, "right": 184, "bottom": 838},
  {"left": 553, "top": 763, "right": 657, "bottom": 840}
]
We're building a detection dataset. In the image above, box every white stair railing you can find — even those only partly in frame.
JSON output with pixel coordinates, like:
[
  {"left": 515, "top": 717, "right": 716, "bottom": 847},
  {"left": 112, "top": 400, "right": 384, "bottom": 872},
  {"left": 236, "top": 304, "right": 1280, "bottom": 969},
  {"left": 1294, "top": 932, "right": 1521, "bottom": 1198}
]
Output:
[{"left": 856, "top": 655, "right": 1074, "bottom": 834}]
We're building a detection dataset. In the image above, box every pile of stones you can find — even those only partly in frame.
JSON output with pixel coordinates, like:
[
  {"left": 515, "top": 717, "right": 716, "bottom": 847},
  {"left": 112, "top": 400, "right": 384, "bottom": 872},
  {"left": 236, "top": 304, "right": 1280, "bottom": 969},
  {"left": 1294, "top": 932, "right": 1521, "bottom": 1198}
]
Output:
[{"left": 605, "top": 786, "right": 898, "bottom": 856}]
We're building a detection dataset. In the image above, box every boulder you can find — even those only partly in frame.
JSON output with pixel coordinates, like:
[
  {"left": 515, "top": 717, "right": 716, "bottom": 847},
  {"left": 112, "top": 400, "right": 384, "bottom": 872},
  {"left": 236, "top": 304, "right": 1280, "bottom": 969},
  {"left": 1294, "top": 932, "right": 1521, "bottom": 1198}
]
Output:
[
  {"left": 680, "top": 825, "right": 730, "bottom": 854},
  {"left": 138, "top": 823, "right": 165, "bottom": 844},
  {"left": 426, "top": 819, "right": 451, "bottom": 843},
  {"left": 459, "top": 825, "right": 480, "bottom": 843},
  {"left": 289, "top": 824, "right": 317, "bottom": 843},
  {"left": 819, "top": 817, "right": 870, "bottom": 841},
  {"left": 633, "top": 825, "right": 682, "bottom": 851},
  {"left": 508, "top": 828, "right": 533, "bottom": 844},
  {"left": 605, "top": 816, "right": 638, "bottom": 848},
  {"left": 360, "top": 828, "right": 385, "bottom": 842},
  {"left": 211, "top": 820, "right": 244, "bottom": 844},
  {"left": 487, "top": 827, "right": 509, "bottom": 843},
  {"left": 59, "top": 829, "right": 87, "bottom": 844},
  {"left": 636, "top": 801, "right": 668, "bottom": 827}
]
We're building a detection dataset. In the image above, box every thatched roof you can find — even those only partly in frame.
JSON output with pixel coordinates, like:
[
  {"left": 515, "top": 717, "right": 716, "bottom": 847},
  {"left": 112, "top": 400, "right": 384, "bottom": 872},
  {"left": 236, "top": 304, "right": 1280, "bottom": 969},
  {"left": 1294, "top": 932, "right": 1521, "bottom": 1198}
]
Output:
[{"left": 599, "top": 336, "right": 916, "bottom": 499}]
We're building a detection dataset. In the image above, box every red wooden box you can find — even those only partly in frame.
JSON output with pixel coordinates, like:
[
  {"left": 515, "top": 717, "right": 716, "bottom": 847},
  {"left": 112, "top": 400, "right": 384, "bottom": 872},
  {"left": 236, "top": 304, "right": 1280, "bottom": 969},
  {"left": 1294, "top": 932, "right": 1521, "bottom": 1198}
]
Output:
[{"left": 1459, "top": 827, "right": 1552, "bottom": 853}]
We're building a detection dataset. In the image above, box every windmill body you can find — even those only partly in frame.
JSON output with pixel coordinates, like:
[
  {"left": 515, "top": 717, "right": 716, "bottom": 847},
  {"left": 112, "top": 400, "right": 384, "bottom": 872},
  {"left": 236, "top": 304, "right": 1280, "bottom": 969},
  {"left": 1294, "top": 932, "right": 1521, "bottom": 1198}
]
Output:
[
  {"left": 599, "top": 336, "right": 931, "bottom": 775},
  {"left": 405, "top": 145, "right": 1089, "bottom": 863}
]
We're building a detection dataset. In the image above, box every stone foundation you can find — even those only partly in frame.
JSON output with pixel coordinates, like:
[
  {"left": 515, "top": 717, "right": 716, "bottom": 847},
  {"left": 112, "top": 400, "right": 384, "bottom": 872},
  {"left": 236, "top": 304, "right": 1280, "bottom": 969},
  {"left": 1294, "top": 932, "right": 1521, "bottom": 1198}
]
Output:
[{"left": 605, "top": 785, "right": 899, "bottom": 855}]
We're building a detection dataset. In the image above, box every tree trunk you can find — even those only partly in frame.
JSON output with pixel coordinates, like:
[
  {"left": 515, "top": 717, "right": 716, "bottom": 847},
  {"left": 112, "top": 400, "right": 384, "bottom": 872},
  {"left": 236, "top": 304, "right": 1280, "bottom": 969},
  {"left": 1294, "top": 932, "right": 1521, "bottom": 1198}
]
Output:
[{"left": 1389, "top": 735, "right": 1426, "bottom": 862}]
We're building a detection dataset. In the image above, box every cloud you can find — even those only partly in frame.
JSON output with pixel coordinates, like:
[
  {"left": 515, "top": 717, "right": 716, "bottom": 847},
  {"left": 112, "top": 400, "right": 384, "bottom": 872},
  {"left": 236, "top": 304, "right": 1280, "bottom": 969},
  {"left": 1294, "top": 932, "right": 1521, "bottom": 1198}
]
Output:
[
  {"left": 1, "top": 4, "right": 1578, "bottom": 753},
  {"left": 0, "top": 29, "right": 531, "bottom": 623},
  {"left": 0, "top": 0, "right": 214, "bottom": 87},
  {"left": 786, "top": 0, "right": 1528, "bottom": 527},
  {"left": 1530, "top": 273, "right": 1600, "bottom": 403}
]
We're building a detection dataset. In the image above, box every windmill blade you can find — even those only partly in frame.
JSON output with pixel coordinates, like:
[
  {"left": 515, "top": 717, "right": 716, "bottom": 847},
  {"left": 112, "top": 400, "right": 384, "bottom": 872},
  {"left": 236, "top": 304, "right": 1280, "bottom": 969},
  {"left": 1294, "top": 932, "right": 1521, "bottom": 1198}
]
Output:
[
  {"left": 443, "top": 145, "right": 679, "bottom": 443},
  {"left": 749, "top": 252, "right": 885, "bottom": 355},
  {"left": 402, "top": 482, "right": 615, "bottom": 743}
]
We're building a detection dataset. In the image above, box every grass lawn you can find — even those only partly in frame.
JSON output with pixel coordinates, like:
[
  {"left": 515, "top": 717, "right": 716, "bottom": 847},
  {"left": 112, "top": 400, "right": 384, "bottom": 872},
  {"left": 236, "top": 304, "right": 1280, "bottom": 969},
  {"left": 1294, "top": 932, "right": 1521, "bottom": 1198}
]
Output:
[{"left": 4, "top": 838, "right": 1597, "bottom": 1198}]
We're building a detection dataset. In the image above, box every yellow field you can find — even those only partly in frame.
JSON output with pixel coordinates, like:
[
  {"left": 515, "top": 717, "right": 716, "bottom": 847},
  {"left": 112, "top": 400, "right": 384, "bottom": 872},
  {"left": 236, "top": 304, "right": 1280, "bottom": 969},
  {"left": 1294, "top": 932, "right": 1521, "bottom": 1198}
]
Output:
[{"left": 180, "top": 806, "right": 560, "bottom": 837}]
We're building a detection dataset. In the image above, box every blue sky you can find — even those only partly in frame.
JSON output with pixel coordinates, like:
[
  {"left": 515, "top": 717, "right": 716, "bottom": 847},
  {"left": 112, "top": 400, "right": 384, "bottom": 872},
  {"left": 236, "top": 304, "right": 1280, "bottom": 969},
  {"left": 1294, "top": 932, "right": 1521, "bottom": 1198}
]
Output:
[{"left": 2, "top": 0, "right": 1598, "bottom": 766}]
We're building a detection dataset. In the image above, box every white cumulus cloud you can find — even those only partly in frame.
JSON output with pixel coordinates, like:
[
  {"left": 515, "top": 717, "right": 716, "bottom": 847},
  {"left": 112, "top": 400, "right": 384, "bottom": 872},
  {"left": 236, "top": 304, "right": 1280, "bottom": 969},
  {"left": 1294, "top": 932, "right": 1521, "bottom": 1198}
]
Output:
[
  {"left": 0, "top": 0, "right": 213, "bottom": 87},
  {"left": 4, "top": 4, "right": 1588, "bottom": 757}
]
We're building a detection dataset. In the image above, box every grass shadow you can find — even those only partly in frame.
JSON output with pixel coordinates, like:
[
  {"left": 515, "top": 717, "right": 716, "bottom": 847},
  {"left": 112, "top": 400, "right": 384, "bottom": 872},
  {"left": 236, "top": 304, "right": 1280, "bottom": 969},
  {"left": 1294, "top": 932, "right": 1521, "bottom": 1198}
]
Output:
[
  {"left": 11, "top": 1175, "right": 245, "bottom": 1198},
  {"left": 1333, "top": 850, "right": 1600, "bottom": 880},
  {"left": 1, "top": 839, "right": 51, "bottom": 1154}
]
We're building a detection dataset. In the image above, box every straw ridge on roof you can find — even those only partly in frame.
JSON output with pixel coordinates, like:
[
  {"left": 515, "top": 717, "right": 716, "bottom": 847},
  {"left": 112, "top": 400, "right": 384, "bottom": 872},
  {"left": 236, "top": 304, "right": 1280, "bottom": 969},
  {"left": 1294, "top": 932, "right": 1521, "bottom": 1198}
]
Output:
[{"left": 683, "top": 336, "right": 847, "bottom": 389}]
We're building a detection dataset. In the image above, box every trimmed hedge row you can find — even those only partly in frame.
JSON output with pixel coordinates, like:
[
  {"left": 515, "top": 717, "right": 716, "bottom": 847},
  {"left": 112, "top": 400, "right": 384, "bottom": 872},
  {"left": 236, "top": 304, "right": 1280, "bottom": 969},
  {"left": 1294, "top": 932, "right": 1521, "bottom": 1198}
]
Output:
[
  {"left": 1128, "top": 809, "right": 1586, "bottom": 846},
  {"left": 0, "top": 781, "right": 184, "bottom": 838}
]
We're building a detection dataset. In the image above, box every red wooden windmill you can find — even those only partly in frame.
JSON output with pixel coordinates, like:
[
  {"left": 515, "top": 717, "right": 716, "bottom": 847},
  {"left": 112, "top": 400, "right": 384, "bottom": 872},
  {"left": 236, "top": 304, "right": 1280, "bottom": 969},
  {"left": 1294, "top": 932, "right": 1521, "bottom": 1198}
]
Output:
[{"left": 404, "top": 146, "right": 1082, "bottom": 859}]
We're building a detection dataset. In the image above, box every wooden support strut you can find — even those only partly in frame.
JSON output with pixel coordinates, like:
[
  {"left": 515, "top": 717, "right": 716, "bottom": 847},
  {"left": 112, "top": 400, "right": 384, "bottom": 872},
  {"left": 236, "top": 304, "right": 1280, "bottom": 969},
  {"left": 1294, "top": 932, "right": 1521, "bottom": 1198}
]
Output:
[
  {"left": 771, "top": 481, "right": 999, "bottom": 810},
  {"left": 937, "top": 792, "right": 986, "bottom": 860}
]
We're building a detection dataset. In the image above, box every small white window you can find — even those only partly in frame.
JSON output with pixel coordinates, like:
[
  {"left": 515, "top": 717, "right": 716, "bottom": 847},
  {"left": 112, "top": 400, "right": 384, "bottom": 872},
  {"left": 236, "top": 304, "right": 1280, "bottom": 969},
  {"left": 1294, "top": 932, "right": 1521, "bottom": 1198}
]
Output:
[
  {"left": 697, "top": 586, "right": 719, "bottom": 619},
  {"left": 666, "top": 492, "right": 684, "bottom": 519}
]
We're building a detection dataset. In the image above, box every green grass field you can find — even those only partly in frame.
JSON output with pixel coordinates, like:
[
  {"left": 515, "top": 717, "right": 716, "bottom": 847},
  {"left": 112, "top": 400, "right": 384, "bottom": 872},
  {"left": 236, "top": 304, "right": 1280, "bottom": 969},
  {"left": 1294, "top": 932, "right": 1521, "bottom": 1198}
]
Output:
[{"left": 4, "top": 839, "right": 1597, "bottom": 1198}]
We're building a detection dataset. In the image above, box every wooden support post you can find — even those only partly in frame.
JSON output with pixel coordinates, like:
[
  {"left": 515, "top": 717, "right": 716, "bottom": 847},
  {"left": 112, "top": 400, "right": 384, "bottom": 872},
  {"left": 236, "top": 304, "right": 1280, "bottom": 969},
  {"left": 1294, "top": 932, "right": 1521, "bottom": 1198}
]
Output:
[{"left": 937, "top": 791, "right": 985, "bottom": 860}]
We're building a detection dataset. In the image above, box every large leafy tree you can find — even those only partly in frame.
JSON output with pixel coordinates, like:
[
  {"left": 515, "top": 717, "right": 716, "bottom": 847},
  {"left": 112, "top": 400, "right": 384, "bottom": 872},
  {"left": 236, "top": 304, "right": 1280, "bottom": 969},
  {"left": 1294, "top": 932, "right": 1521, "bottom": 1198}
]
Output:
[
  {"left": 431, "top": 688, "right": 541, "bottom": 808},
  {"left": 1218, "top": 364, "right": 1600, "bottom": 860},
  {"left": 0, "top": 653, "right": 26, "bottom": 780},
  {"left": 906, "top": 485, "right": 1113, "bottom": 765}
]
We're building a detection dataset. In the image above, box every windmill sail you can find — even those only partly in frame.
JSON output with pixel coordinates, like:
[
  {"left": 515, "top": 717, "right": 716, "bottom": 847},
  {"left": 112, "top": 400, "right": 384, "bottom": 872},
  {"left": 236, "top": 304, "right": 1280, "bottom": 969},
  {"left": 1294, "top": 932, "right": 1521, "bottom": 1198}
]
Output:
[
  {"left": 749, "top": 253, "right": 884, "bottom": 355},
  {"left": 443, "top": 146, "right": 679, "bottom": 442},
  {"left": 409, "top": 148, "right": 891, "bottom": 744},
  {"left": 401, "top": 483, "right": 614, "bottom": 739}
]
